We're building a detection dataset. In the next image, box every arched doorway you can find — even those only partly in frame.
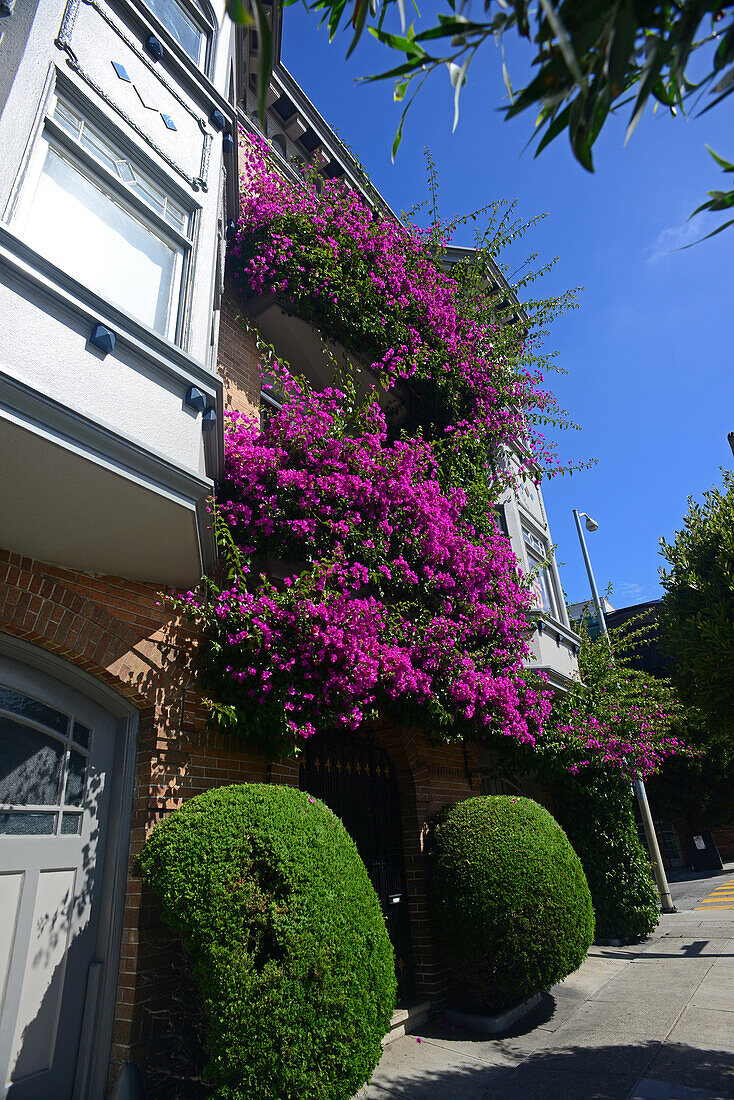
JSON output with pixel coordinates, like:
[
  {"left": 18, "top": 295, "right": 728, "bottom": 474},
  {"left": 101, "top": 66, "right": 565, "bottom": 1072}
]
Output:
[
  {"left": 0, "top": 639, "right": 137, "bottom": 1099},
  {"left": 299, "top": 734, "right": 416, "bottom": 1002}
]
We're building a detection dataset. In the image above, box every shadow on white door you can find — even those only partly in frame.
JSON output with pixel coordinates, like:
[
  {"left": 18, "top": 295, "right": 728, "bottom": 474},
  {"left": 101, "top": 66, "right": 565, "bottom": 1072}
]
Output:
[{"left": 0, "top": 656, "right": 116, "bottom": 1099}]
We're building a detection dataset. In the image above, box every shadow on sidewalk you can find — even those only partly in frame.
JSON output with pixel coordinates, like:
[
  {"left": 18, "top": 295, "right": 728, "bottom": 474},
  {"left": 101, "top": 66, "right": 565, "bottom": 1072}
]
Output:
[{"left": 362, "top": 1039, "right": 734, "bottom": 1100}]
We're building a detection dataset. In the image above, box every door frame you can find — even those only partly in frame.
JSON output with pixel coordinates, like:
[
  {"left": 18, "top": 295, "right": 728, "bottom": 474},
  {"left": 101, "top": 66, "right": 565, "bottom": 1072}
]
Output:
[{"left": 0, "top": 632, "right": 139, "bottom": 1100}]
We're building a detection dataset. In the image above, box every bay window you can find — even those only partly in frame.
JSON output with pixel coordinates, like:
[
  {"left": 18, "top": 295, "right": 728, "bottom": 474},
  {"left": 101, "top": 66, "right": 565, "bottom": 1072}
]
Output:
[{"left": 16, "top": 95, "right": 193, "bottom": 343}]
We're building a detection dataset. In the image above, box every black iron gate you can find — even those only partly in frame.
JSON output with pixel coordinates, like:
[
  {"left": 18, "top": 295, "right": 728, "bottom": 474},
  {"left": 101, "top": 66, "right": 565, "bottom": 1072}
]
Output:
[{"left": 299, "top": 734, "right": 416, "bottom": 1003}]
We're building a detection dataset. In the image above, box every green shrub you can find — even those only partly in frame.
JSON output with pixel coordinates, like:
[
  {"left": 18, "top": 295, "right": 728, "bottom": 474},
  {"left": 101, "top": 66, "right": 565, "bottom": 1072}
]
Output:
[
  {"left": 432, "top": 795, "right": 594, "bottom": 1013},
  {"left": 554, "top": 771, "right": 660, "bottom": 942},
  {"left": 136, "top": 784, "right": 396, "bottom": 1100}
]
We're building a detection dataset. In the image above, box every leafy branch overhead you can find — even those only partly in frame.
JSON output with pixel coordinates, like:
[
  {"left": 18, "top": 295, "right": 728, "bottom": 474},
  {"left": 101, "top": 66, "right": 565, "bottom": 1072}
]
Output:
[{"left": 227, "top": 0, "right": 733, "bottom": 235}]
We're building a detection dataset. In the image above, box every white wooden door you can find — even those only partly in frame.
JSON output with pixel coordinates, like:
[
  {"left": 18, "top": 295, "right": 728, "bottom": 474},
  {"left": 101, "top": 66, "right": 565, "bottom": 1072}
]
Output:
[{"left": 0, "top": 657, "right": 115, "bottom": 1099}]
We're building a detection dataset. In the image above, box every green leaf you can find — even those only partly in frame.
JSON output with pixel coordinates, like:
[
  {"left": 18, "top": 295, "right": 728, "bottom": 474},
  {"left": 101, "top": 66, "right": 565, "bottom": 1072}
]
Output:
[
  {"left": 537, "top": 0, "right": 583, "bottom": 87},
  {"left": 624, "top": 34, "right": 666, "bottom": 145},
  {"left": 706, "top": 146, "right": 734, "bottom": 172},
  {"left": 327, "top": 0, "right": 348, "bottom": 41},
  {"left": 391, "top": 69, "right": 430, "bottom": 159},
  {"left": 714, "top": 25, "right": 734, "bottom": 71},
  {"left": 346, "top": 0, "right": 370, "bottom": 59},
  {"left": 534, "top": 103, "right": 572, "bottom": 156},
  {"left": 226, "top": 0, "right": 254, "bottom": 24},
  {"left": 652, "top": 78, "right": 677, "bottom": 107},
  {"left": 711, "top": 65, "right": 734, "bottom": 96},
  {"left": 359, "top": 57, "right": 426, "bottom": 84},
  {"left": 414, "top": 16, "right": 486, "bottom": 41},
  {"left": 606, "top": 0, "right": 638, "bottom": 94},
  {"left": 394, "top": 77, "right": 411, "bottom": 101}
]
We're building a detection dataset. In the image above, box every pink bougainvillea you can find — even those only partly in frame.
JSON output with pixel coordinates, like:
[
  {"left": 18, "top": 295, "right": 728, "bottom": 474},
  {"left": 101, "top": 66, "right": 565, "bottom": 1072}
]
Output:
[
  {"left": 187, "top": 377, "right": 551, "bottom": 753},
  {"left": 228, "top": 135, "right": 559, "bottom": 475},
  {"left": 180, "top": 136, "right": 681, "bottom": 776}
]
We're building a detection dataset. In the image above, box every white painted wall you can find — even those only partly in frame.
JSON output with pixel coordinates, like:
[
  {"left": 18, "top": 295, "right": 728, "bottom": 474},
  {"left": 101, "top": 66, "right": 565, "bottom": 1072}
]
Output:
[{"left": 0, "top": 269, "right": 209, "bottom": 475}]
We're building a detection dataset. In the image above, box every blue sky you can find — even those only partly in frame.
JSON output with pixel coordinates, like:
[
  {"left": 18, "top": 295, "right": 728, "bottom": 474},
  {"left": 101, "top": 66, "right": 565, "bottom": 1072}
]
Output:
[{"left": 281, "top": 8, "right": 733, "bottom": 609}]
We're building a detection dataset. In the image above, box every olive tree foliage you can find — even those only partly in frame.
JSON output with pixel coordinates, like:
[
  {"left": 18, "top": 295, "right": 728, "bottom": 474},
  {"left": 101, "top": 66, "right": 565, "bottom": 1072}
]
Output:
[
  {"left": 228, "top": 0, "right": 734, "bottom": 239},
  {"left": 659, "top": 469, "right": 734, "bottom": 732}
]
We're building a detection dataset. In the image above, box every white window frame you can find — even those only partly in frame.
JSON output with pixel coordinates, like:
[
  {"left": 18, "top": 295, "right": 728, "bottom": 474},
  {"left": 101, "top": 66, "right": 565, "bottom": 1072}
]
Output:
[{"left": 11, "top": 86, "right": 197, "bottom": 346}]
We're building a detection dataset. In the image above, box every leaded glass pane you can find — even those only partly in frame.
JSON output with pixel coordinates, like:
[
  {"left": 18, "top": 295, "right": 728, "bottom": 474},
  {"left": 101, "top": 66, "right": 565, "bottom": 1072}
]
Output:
[
  {"left": 52, "top": 98, "right": 190, "bottom": 235},
  {"left": 0, "top": 811, "right": 56, "bottom": 835},
  {"left": 0, "top": 687, "right": 68, "bottom": 735},
  {"left": 0, "top": 717, "right": 64, "bottom": 805},
  {"left": 64, "top": 750, "right": 87, "bottom": 807}
]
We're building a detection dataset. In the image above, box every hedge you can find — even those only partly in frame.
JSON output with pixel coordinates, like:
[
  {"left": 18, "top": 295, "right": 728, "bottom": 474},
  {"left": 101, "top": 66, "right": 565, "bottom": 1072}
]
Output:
[
  {"left": 137, "top": 784, "right": 396, "bottom": 1099},
  {"left": 432, "top": 795, "right": 594, "bottom": 1012}
]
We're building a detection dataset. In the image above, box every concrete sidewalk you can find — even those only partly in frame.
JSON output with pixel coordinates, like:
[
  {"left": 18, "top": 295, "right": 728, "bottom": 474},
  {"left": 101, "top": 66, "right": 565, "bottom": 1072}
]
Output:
[{"left": 357, "top": 908, "right": 734, "bottom": 1100}]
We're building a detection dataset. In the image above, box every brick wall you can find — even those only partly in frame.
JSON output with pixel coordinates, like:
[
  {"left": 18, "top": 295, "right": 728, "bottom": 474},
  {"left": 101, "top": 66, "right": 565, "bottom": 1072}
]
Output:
[{"left": 217, "top": 285, "right": 261, "bottom": 418}]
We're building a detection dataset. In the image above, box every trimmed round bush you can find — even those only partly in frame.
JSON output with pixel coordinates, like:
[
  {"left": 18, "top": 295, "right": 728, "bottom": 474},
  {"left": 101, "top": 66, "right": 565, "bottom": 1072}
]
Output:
[
  {"left": 137, "top": 784, "right": 396, "bottom": 1099},
  {"left": 432, "top": 795, "right": 595, "bottom": 1013}
]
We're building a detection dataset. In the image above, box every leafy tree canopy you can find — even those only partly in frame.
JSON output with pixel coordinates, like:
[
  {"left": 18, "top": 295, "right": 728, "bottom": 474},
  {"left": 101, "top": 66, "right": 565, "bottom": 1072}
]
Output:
[
  {"left": 659, "top": 468, "right": 734, "bottom": 732},
  {"left": 230, "top": 0, "right": 733, "bottom": 239}
]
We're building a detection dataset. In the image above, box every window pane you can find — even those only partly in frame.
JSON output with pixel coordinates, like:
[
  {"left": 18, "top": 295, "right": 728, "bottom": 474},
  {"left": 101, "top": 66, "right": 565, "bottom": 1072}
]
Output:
[
  {"left": 0, "top": 687, "right": 68, "bottom": 735},
  {"left": 53, "top": 98, "right": 83, "bottom": 139},
  {"left": 0, "top": 812, "right": 56, "bottom": 836},
  {"left": 527, "top": 553, "right": 554, "bottom": 615},
  {"left": 64, "top": 750, "right": 87, "bottom": 807},
  {"left": 145, "top": 0, "right": 205, "bottom": 63},
  {"left": 523, "top": 528, "right": 544, "bottom": 555},
  {"left": 0, "top": 717, "right": 64, "bottom": 805},
  {"left": 72, "top": 721, "right": 90, "bottom": 749},
  {"left": 25, "top": 145, "right": 182, "bottom": 337},
  {"left": 60, "top": 813, "right": 82, "bottom": 835}
]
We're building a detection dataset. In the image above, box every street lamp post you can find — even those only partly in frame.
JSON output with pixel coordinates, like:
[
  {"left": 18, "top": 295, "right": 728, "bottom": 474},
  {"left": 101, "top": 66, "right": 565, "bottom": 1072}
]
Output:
[{"left": 572, "top": 509, "right": 676, "bottom": 915}]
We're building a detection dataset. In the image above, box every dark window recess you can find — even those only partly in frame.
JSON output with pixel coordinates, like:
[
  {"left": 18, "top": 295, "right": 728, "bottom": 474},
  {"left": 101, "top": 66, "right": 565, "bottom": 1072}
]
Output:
[
  {"left": 299, "top": 129, "right": 320, "bottom": 154},
  {"left": 494, "top": 505, "right": 509, "bottom": 537},
  {"left": 271, "top": 133, "right": 287, "bottom": 159},
  {"left": 272, "top": 95, "right": 296, "bottom": 122},
  {"left": 321, "top": 161, "right": 344, "bottom": 180},
  {"left": 73, "top": 721, "right": 91, "bottom": 749}
]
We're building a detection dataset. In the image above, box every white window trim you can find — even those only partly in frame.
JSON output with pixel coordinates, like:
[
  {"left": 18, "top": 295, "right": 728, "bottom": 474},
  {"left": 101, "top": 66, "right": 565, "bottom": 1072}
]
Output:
[{"left": 11, "top": 85, "right": 198, "bottom": 347}]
